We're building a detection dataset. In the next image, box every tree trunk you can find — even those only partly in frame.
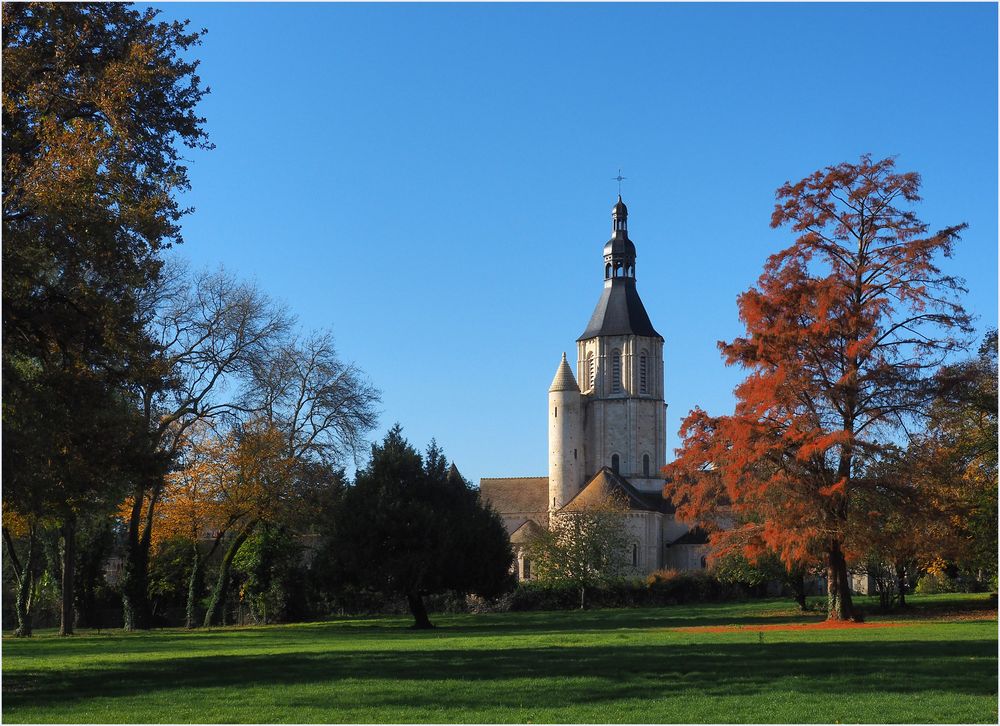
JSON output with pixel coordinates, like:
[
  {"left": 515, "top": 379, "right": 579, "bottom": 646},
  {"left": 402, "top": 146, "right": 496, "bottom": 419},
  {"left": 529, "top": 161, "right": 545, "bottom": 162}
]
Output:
[
  {"left": 789, "top": 572, "right": 807, "bottom": 611},
  {"left": 43, "top": 528, "right": 63, "bottom": 594},
  {"left": 203, "top": 525, "right": 254, "bottom": 627},
  {"left": 185, "top": 531, "right": 226, "bottom": 628},
  {"left": 121, "top": 487, "right": 150, "bottom": 631},
  {"left": 878, "top": 580, "right": 892, "bottom": 611},
  {"left": 406, "top": 591, "right": 434, "bottom": 629},
  {"left": 5, "top": 524, "right": 38, "bottom": 637},
  {"left": 16, "top": 534, "right": 37, "bottom": 637},
  {"left": 896, "top": 562, "right": 907, "bottom": 608},
  {"left": 579, "top": 585, "right": 586, "bottom": 610},
  {"left": 186, "top": 543, "right": 203, "bottom": 629},
  {"left": 73, "top": 517, "right": 111, "bottom": 629},
  {"left": 59, "top": 516, "right": 76, "bottom": 636},
  {"left": 826, "top": 539, "right": 858, "bottom": 621}
]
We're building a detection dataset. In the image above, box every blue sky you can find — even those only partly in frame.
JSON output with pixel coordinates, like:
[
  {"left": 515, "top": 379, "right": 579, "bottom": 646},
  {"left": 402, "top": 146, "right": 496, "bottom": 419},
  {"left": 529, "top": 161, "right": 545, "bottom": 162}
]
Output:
[{"left": 152, "top": 2, "right": 998, "bottom": 483}]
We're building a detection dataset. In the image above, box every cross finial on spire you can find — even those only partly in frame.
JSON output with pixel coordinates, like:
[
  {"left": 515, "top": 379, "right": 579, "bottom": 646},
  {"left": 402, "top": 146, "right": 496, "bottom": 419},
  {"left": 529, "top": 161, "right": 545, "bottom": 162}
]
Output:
[{"left": 613, "top": 168, "right": 626, "bottom": 196}]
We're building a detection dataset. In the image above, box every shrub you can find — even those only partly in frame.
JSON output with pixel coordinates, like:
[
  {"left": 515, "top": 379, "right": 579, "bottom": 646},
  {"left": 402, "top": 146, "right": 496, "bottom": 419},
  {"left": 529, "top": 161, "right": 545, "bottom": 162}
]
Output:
[
  {"left": 646, "top": 569, "right": 740, "bottom": 604},
  {"left": 232, "top": 526, "right": 307, "bottom": 624},
  {"left": 915, "top": 572, "right": 957, "bottom": 594},
  {"left": 466, "top": 592, "right": 514, "bottom": 614},
  {"left": 425, "top": 591, "right": 470, "bottom": 614},
  {"left": 509, "top": 580, "right": 582, "bottom": 611},
  {"left": 504, "top": 570, "right": 743, "bottom": 611}
]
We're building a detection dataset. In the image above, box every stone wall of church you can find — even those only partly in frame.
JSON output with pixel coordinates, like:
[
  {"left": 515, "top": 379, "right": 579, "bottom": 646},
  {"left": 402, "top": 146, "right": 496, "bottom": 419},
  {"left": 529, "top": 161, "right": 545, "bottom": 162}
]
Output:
[
  {"left": 660, "top": 516, "right": 707, "bottom": 571},
  {"left": 514, "top": 512, "right": 705, "bottom": 581},
  {"left": 663, "top": 544, "right": 710, "bottom": 571},
  {"left": 580, "top": 399, "right": 664, "bottom": 481},
  {"left": 577, "top": 334, "right": 665, "bottom": 481},
  {"left": 661, "top": 515, "right": 689, "bottom": 543},
  {"left": 624, "top": 511, "right": 664, "bottom": 574}
]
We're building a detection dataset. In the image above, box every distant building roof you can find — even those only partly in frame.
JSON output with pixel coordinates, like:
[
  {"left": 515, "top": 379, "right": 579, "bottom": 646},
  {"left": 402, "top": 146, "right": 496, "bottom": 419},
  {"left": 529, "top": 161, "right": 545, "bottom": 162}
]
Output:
[
  {"left": 479, "top": 476, "right": 548, "bottom": 534},
  {"left": 578, "top": 278, "right": 662, "bottom": 341}
]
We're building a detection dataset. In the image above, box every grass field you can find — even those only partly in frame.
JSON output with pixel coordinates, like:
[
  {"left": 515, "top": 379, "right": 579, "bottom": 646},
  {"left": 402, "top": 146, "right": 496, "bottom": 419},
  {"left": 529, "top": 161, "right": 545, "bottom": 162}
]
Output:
[{"left": 3, "top": 594, "right": 997, "bottom": 723}]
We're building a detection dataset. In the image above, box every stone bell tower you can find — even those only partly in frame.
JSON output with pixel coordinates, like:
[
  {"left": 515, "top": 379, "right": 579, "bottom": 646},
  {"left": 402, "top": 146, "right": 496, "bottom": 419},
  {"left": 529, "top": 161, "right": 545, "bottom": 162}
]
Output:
[{"left": 575, "top": 196, "right": 667, "bottom": 493}]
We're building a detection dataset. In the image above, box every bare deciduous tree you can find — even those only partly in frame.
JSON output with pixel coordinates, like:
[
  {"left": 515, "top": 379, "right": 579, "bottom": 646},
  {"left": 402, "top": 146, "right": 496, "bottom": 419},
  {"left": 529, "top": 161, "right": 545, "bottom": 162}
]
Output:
[
  {"left": 200, "top": 331, "right": 380, "bottom": 627},
  {"left": 121, "top": 263, "right": 292, "bottom": 630},
  {"left": 249, "top": 330, "right": 381, "bottom": 467}
]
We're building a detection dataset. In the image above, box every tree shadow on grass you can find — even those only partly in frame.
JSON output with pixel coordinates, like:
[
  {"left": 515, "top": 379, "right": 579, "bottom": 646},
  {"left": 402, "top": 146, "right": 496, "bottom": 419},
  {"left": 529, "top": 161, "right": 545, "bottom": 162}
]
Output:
[
  {"left": 4, "top": 638, "right": 996, "bottom": 715},
  {"left": 307, "top": 601, "right": 828, "bottom": 637},
  {"left": 437, "top": 607, "right": 824, "bottom": 634},
  {"left": 1, "top": 603, "right": 824, "bottom": 656}
]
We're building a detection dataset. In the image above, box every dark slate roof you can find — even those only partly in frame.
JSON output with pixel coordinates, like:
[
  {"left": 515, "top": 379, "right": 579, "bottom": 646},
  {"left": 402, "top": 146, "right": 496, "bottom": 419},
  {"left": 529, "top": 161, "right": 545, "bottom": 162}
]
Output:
[
  {"left": 669, "top": 527, "right": 709, "bottom": 546},
  {"left": 635, "top": 489, "right": 676, "bottom": 515},
  {"left": 560, "top": 467, "right": 673, "bottom": 514},
  {"left": 578, "top": 278, "right": 662, "bottom": 341},
  {"left": 603, "top": 232, "right": 636, "bottom": 258}
]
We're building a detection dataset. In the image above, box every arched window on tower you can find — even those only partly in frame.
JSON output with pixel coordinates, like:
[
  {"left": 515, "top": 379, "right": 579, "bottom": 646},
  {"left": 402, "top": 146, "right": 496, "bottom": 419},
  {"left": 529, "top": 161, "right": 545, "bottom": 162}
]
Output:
[
  {"left": 586, "top": 352, "right": 595, "bottom": 391},
  {"left": 611, "top": 454, "right": 620, "bottom": 474},
  {"left": 631, "top": 543, "right": 639, "bottom": 568},
  {"left": 612, "top": 349, "right": 622, "bottom": 393},
  {"left": 639, "top": 351, "right": 648, "bottom": 394}
]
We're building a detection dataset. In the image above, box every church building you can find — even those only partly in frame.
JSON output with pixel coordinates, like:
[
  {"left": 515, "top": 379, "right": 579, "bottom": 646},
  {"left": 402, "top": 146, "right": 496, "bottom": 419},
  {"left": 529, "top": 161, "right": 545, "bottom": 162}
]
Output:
[{"left": 480, "top": 196, "right": 707, "bottom": 579}]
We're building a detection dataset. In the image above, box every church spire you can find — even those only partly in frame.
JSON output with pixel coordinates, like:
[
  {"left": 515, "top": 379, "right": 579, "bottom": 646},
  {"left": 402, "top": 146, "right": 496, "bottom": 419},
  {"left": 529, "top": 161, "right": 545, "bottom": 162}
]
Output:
[
  {"left": 603, "top": 195, "right": 636, "bottom": 280},
  {"left": 579, "top": 196, "right": 661, "bottom": 342}
]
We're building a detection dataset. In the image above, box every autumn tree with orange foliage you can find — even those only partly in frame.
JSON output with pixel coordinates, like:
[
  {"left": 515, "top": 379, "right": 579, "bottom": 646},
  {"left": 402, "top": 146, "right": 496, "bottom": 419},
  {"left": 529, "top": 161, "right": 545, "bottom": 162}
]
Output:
[
  {"left": 190, "top": 333, "right": 377, "bottom": 626},
  {"left": 142, "top": 422, "right": 239, "bottom": 628},
  {"left": 902, "top": 332, "right": 998, "bottom": 586},
  {"left": 665, "top": 155, "right": 972, "bottom": 621},
  {"left": 130, "top": 421, "right": 288, "bottom": 628},
  {"left": 847, "top": 449, "right": 957, "bottom": 609},
  {"left": 128, "top": 330, "right": 377, "bottom": 628},
  {"left": 850, "top": 333, "right": 997, "bottom": 606},
  {"left": 3, "top": 3, "right": 211, "bottom": 635},
  {"left": 199, "top": 421, "right": 296, "bottom": 626},
  {"left": 119, "top": 263, "right": 292, "bottom": 631}
]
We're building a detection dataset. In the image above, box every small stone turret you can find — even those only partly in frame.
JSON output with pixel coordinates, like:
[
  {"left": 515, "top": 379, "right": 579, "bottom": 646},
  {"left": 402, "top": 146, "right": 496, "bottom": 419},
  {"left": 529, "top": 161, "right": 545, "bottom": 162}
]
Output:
[{"left": 548, "top": 352, "right": 584, "bottom": 515}]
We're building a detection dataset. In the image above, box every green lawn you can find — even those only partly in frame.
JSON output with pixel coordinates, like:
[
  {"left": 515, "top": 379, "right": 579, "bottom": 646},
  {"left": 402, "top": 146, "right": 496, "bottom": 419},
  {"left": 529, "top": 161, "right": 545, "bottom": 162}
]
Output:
[{"left": 3, "top": 594, "right": 997, "bottom": 723}]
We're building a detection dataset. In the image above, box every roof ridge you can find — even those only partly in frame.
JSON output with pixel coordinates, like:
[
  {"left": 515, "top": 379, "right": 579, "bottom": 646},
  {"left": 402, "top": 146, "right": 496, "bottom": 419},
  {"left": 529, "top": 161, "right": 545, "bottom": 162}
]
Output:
[{"left": 479, "top": 476, "right": 547, "bottom": 481}]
